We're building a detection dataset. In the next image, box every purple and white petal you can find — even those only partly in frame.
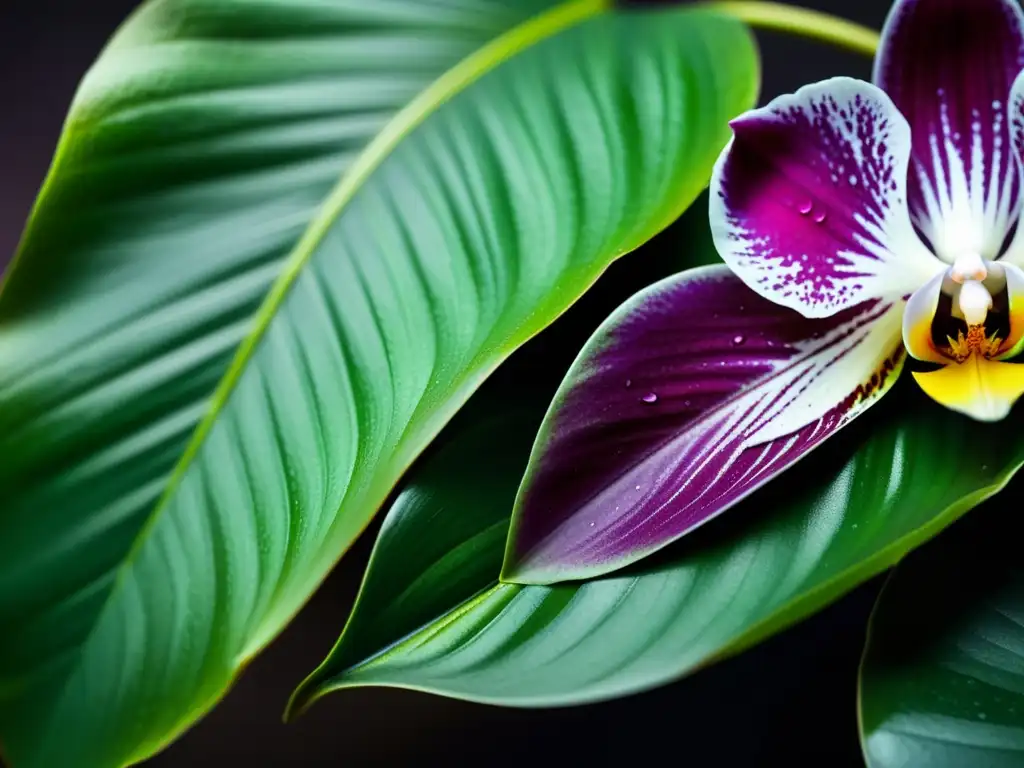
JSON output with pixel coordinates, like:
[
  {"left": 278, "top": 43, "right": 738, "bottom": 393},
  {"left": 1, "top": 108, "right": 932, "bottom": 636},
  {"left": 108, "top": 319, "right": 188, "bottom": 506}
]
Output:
[
  {"left": 996, "top": 70, "right": 1024, "bottom": 268},
  {"left": 501, "top": 266, "right": 905, "bottom": 585},
  {"left": 711, "top": 77, "right": 941, "bottom": 319},
  {"left": 874, "top": 0, "right": 1024, "bottom": 261}
]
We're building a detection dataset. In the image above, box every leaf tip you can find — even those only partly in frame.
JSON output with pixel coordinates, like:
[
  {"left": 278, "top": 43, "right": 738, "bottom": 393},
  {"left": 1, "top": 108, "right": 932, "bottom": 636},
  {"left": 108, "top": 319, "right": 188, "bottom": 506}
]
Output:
[{"left": 283, "top": 676, "right": 324, "bottom": 724}]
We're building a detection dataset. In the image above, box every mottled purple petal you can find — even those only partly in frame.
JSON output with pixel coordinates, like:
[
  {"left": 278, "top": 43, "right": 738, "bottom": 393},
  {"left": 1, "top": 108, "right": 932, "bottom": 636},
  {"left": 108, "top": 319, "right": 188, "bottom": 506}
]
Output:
[
  {"left": 502, "top": 266, "right": 905, "bottom": 584},
  {"left": 711, "top": 77, "right": 941, "bottom": 319},
  {"left": 874, "top": 0, "right": 1024, "bottom": 261}
]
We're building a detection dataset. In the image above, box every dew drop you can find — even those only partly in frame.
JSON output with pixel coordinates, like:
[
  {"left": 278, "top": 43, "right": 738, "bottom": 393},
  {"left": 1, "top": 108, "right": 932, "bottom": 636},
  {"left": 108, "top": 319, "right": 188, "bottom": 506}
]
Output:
[
  {"left": 798, "top": 199, "right": 813, "bottom": 215},
  {"left": 635, "top": 485, "right": 641, "bottom": 491},
  {"left": 641, "top": 392, "right": 658, "bottom": 404},
  {"left": 589, "top": 522, "right": 595, "bottom": 527},
  {"left": 625, "top": 378, "right": 633, "bottom": 388},
  {"left": 732, "top": 334, "right": 746, "bottom": 346},
  {"left": 813, "top": 210, "right": 828, "bottom": 224},
  {"left": 979, "top": 712, "right": 988, "bottom": 721}
]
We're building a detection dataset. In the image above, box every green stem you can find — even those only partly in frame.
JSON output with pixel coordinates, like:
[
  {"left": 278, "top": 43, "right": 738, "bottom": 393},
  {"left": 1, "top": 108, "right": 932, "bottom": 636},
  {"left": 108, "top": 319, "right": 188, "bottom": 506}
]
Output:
[{"left": 705, "top": 1, "right": 880, "bottom": 58}]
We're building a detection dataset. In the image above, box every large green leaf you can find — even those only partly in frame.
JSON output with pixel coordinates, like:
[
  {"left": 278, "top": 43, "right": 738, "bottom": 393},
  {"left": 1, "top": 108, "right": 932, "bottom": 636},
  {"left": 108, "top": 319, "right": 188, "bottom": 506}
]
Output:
[
  {"left": 860, "top": 503, "right": 1024, "bottom": 767},
  {"left": 0, "top": 3, "right": 760, "bottom": 765},
  {"left": 293, "top": 378, "right": 1024, "bottom": 712}
]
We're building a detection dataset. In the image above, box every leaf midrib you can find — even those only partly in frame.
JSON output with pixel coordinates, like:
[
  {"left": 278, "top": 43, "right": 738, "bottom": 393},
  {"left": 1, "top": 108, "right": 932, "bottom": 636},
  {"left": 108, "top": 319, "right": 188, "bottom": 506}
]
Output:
[{"left": 41, "top": 0, "right": 610, "bottom": 723}]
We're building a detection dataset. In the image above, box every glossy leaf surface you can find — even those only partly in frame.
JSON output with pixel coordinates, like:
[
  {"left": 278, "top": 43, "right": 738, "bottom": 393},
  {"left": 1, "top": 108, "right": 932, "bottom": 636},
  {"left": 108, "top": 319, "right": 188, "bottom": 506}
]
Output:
[
  {"left": 305, "top": 408, "right": 543, "bottom": 684},
  {"left": 0, "top": 4, "right": 759, "bottom": 765},
  {"left": 296, "top": 378, "right": 1024, "bottom": 711},
  {"left": 860, "top": 504, "right": 1024, "bottom": 768}
]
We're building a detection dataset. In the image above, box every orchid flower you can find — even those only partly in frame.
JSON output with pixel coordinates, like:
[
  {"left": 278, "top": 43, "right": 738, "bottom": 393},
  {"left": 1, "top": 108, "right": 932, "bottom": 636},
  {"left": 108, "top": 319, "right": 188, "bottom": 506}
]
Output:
[
  {"left": 713, "top": 0, "right": 1024, "bottom": 422},
  {"left": 502, "top": 0, "right": 1024, "bottom": 584}
]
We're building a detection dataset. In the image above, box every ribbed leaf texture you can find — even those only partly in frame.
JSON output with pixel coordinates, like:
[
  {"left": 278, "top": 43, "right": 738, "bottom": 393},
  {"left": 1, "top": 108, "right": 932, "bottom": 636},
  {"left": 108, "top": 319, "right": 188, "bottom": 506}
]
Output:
[
  {"left": 0, "top": 3, "right": 758, "bottom": 765},
  {"left": 296, "top": 381, "right": 1024, "bottom": 712}
]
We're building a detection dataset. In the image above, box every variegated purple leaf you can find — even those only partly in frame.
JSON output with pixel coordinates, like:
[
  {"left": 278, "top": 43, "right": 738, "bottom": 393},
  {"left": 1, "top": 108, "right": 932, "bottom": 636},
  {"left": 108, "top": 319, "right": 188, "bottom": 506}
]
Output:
[
  {"left": 710, "top": 77, "right": 942, "bottom": 320},
  {"left": 874, "top": 0, "right": 1024, "bottom": 261},
  {"left": 501, "top": 266, "right": 905, "bottom": 584}
]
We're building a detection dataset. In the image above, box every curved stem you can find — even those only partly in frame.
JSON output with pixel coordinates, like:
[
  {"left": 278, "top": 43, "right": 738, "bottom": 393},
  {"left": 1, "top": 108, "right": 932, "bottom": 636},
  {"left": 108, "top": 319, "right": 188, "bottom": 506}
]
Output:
[{"left": 705, "top": 1, "right": 880, "bottom": 58}]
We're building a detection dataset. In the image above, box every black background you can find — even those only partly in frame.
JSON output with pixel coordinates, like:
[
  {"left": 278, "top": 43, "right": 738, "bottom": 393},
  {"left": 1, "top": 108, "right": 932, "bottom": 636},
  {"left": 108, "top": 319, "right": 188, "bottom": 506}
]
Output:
[{"left": 0, "top": 0, "right": 905, "bottom": 765}]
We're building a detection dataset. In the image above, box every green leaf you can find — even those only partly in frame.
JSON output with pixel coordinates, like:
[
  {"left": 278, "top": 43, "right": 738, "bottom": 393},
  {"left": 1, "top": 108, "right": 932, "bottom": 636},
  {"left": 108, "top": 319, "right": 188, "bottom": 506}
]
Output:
[
  {"left": 860, "top": 503, "right": 1024, "bottom": 767},
  {"left": 0, "top": 3, "right": 759, "bottom": 764},
  {"left": 293, "top": 379, "right": 1024, "bottom": 712},
  {"left": 311, "top": 406, "right": 543, "bottom": 681}
]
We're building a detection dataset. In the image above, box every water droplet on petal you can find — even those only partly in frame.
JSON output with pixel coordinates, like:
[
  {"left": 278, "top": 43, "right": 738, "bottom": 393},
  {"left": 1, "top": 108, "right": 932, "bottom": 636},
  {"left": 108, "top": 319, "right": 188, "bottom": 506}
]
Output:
[
  {"left": 732, "top": 334, "right": 746, "bottom": 346},
  {"left": 798, "top": 200, "right": 813, "bottom": 215},
  {"left": 641, "top": 392, "right": 658, "bottom": 404},
  {"left": 625, "top": 378, "right": 632, "bottom": 388},
  {"left": 813, "top": 210, "right": 828, "bottom": 224}
]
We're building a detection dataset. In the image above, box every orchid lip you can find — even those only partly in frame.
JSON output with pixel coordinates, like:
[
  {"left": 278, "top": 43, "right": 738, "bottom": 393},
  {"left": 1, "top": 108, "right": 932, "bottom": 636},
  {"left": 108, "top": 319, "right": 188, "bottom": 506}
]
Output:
[{"left": 911, "top": 260, "right": 1007, "bottom": 363}]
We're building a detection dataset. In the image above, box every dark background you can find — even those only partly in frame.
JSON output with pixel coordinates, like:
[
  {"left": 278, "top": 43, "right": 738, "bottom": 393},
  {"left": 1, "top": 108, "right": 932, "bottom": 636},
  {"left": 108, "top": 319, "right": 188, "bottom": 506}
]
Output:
[{"left": 0, "top": 0, "right": 902, "bottom": 765}]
